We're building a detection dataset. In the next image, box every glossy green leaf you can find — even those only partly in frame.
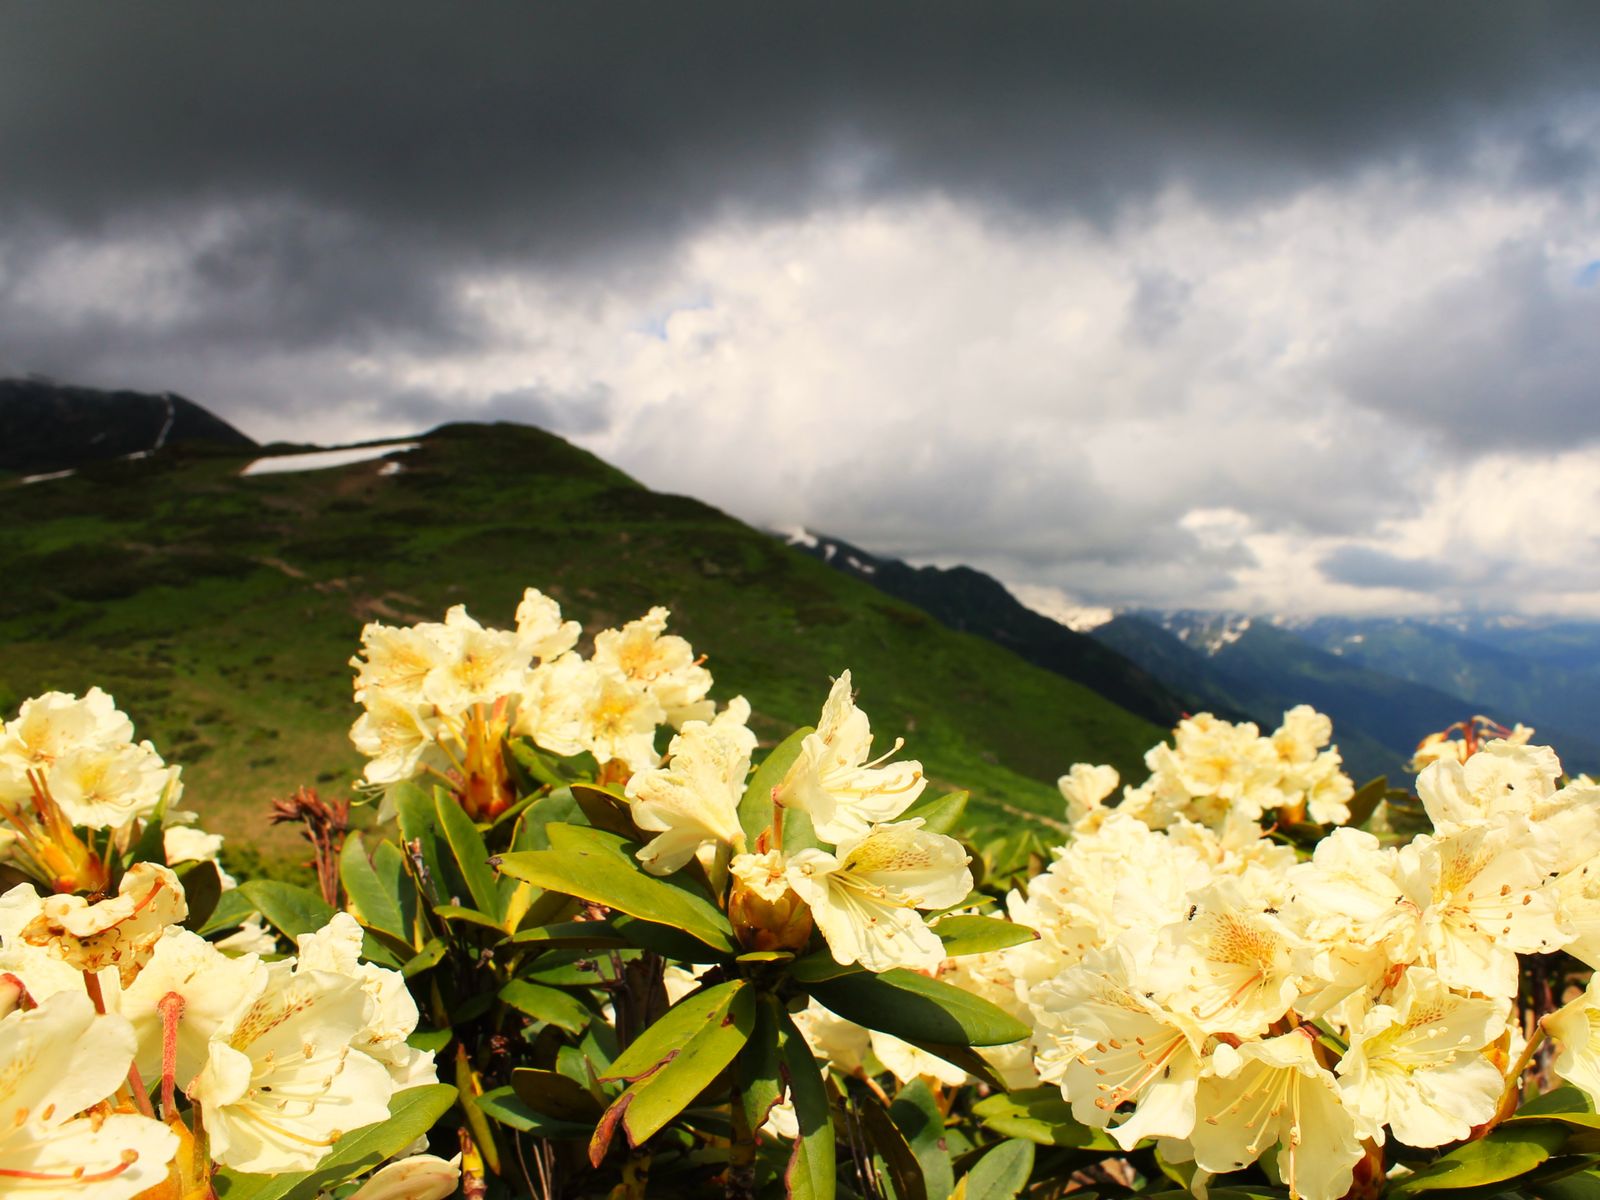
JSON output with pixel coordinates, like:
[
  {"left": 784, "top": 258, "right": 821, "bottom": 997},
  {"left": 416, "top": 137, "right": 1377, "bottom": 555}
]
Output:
[
  {"left": 931, "top": 915, "right": 1037, "bottom": 957},
  {"left": 898, "top": 789, "right": 968, "bottom": 836},
  {"left": 393, "top": 782, "right": 454, "bottom": 908},
  {"left": 401, "top": 937, "right": 447, "bottom": 978},
  {"left": 502, "top": 919, "right": 629, "bottom": 951},
  {"left": 239, "top": 880, "right": 334, "bottom": 941},
  {"left": 789, "top": 951, "right": 862, "bottom": 984},
  {"left": 616, "top": 981, "right": 756, "bottom": 1147},
  {"left": 859, "top": 1094, "right": 927, "bottom": 1200},
  {"left": 970, "top": 1087, "right": 1119, "bottom": 1149},
  {"left": 511, "top": 1067, "right": 604, "bottom": 1121},
  {"left": 610, "top": 912, "right": 729, "bottom": 962},
  {"left": 495, "top": 823, "right": 735, "bottom": 954},
  {"left": 957, "top": 1139, "right": 1033, "bottom": 1200},
  {"left": 211, "top": 1084, "right": 457, "bottom": 1200},
  {"left": 1345, "top": 776, "right": 1389, "bottom": 829},
  {"left": 779, "top": 1008, "right": 836, "bottom": 1200},
  {"left": 572, "top": 782, "right": 645, "bottom": 842},
  {"left": 1534, "top": 1169, "right": 1600, "bottom": 1199},
  {"left": 1389, "top": 1121, "right": 1571, "bottom": 1195},
  {"left": 740, "top": 725, "right": 812, "bottom": 846},
  {"left": 805, "top": 968, "right": 1030, "bottom": 1047},
  {"left": 892, "top": 1080, "right": 953, "bottom": 1200},
  {"left": 175, "top": 859, "right": 223, "bottom": 934},
  {"left": 737, "top": 995, "right": 785, "bottom": 1142},
  {"left": 370, "top": 839, "right": 422, "bottom": 944},
  {"left": 434, "top": 791, "right": 502, "bottom": 920},
  {"left": 603, "top": 980, "right": 749, "bottom": 1083},
  {"left": 477, "top": 1085, "right": 595, "bottom": 1140},
  {"left": 499, "top": 979, "right": 592, "bottom": 1036},
  {"left": 196, "top": 887, "right": 256, "bottom": 939},
  {"left": 431, "top": 903, "right": 504, "bottom": 930},
  {"left": 339, "top": 832, "right": 407, "bottom": 942}
]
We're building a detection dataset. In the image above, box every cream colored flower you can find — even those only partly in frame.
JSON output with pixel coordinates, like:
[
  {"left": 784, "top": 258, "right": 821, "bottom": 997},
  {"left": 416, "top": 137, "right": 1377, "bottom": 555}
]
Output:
[
  {"left": 22, "top": 862, "right": 187, "bottom": 985},
  {"left": 351, "top": 621, "right": 452, "bottom": 703},
  {"left": 514, "top": 653, "right": 600, "bottom": 757},
  {"left": 775, "top": 672, "right": 925, "bottom": 844},
  {"left": 593, "top": 607, "right": 714, "bottom": 728},
  {"left": 350, "top": 688, "right": 440, "bottom": 787},
  {"left": 1547, "top": 973, "right": 1600, "bottom": 1106},
  {"left": 294, "top": 914, "right": 433, "bottom": 1084},
  {"left": 579, "top": 670, "right": 664, "bottom": 773},
  {"left": 787, "top": 821, "right": 970, "bottom": 972},
  {"left": 1399, "top": 818, "right": 1567, "bottom": 998},
  {"left": 1058, "top": 763, "right": 1119, "bottom": 828},
  {"left": 628, "top": 719, "right": 751, "bottom": 874},
  {"left": 514, "top": 587, "right": 580, "bottom": 664},
  {"left": 420, "top": 605, "right": 531, "bottom": 718},
  {"left": 189, "top": 961, "right": 395, "bottom": 1173},
  {"left": 1032, "top": 939, "right": 1205, "bottom": 1150},
  {"left": 1151, "top": 878, "right": 1305, "bottom": 1037},
  {"left": 1189, "top": 1032, "right": 1363, "bottom": 1200},
  {"left": 347, "top": 1153, "right": 462, "bottom": 1200},
  {"left": 1335, "top": 968, "right": 1506, "bottom": 1147},
  {"left": 120, "top": 926, "right": 268, "bottom": 1089},
  {"left": 1416, "top": 740, "right": 1565, "bottom": 834},
  {"left": 0, "top": 990, "right": 179, "bottom": 1199}
]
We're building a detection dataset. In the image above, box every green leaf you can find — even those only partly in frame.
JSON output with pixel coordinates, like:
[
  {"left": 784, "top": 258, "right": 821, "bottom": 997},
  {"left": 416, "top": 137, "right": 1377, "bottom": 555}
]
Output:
[
  {"left": 899, "top": 789, "right": 968, "bottom": 836},
  {"left": 737, "top": 995, "right": 785, "bottom": 1143},
  {"left": 610, "top": 912, "right": 729, "bottom": 962},
  {"left": 619, "top": 982, "right": 756, "bottom": 1147},
  {"left": 393, "top": 782, "right": 456, "bottom": 907},
  {"left": 502, "top": 919, "right": 630, "bottom": 951},
  {"left": 498, "top": 979, "right": 593, "bottom": 1036},
  {"left": 1534, "top": 1169, "right": 1600, "bottom": 1200},
  {"left": 779, "top": 1007, "right": 836, "bottom": 1200},
  {"left": 971, "top": 1087, "right": 1119, "bottom": 1149},
  {"left": 511, "top": 1067, "right": 604, "bottom": 1121},
  {"left": 433, "top": 791, "right": 503, "bottom": 921},
  {"left": 959, "top": 1139, "right": 1033, "bottom": 1200},
  {"left": 495, "top": 823, "right": 736, "bottom": 954},
  {"left": 371, "top": 839, "right": 422, "bottom": 945},
  {"left": 211, "top": 1084, "right": 457, "bottom": 1200},
  {"left": 431, "top": 903, "right": 506, "bottom": 930},
  {"left": 572, "top": 782, "right": 645, "bottom": 842},
  {"left": 339, "top": 832, "right": 408, "bottom": 942},
  {"left": 805, "top": 969, "right": 1031, "bottom": 1047},
  {"left": 789, "top": 951, "right": 862, "bottom": 984},
  {"left": 859, "top": 1093, "right": 927, "bottom": 1200},
  {"left": 899, "top": 1039, "right": 1006, "bottom": 1091},
  {"left": 892, "top": 1080, "right": 954, "bottom": 1200},
  {"left": 510, "top": 787, "right": 582, "bottom": 853},
  {"left": 1346, "top": 775, "right": 1389, "bottom": 828},
  {"left": 175, "top": 859, "right": 223, "bottom": 934},
  {"left": 239, "top": 880, "right": 334, "bottom": 941},
  {"left": 590, "top": 979, "right": 756, "bottom": 1157},
  {"left": 401, "top": 937, "right": 447, "bottom": 978},
  {"left": 1388, "top": 1121, "right": 1571, "bottom": 1195},
  {"left": 931, "top": 915, "right": 1037, "bottom": 957},
  {"left": 476, "top": 1085, "right": 595, "bottom": 1140},
  {"left": 741, "top": 726, "right": 812, "bottom": 846},
  {"left": 603, "top": 980, "right": 749, "bottom": 1083},
  {"left": 196, "top": 888, "right": 257, "bottom": 939}
]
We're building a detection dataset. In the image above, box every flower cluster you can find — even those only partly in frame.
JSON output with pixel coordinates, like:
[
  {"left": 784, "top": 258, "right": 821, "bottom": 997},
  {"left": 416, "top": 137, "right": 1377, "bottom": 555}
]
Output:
[
  {"left": 0, "top": 688, "right": 454, "bottom": 1197},
  {"left": 350, "top": 590, "right": 725, "bottom": 817},
  {"left": 998, "top": 722, "right": 1600, "bottom": 1200},
  {"left": 1064, "top": 705, "right": 1355, "bottom": 834}
]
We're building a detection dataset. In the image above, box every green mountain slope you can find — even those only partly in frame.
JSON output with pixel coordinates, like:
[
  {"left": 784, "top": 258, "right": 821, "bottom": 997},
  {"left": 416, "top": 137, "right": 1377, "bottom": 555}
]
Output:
[{"left": 1, "top": 422, "right": 1163, "bottom": 868}]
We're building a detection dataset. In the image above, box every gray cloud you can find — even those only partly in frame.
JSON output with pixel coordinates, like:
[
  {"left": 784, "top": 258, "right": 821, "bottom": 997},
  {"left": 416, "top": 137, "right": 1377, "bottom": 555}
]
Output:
[{"left": 1332, "top": 239, "right": 1600, "bottom": 450}]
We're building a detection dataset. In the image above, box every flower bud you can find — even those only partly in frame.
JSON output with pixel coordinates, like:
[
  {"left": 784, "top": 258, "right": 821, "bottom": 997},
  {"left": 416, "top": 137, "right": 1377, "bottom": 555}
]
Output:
[{"left": 728, "top": 851, "right": 813, "bottom": 953}]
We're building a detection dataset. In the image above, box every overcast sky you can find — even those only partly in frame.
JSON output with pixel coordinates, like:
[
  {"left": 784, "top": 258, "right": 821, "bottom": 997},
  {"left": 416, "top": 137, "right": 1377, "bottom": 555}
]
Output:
[{"left": 5, "top": 3, "right": 1600, "bottom": 616}]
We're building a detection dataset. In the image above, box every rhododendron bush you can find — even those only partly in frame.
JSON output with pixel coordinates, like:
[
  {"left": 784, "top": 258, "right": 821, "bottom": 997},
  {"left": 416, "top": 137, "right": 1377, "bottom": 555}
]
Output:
[{"left": 4, "top": 591, "right": 1600, "bottom": 1199}]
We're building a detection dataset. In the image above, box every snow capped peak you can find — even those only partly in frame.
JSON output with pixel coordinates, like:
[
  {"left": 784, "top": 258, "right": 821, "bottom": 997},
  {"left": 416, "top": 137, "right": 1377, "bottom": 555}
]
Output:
[
  {"left": 780, "top": 525, "right": 819, "bottom": 550},
  {"left": 1158, "top": 612, "right": 1253, "bottom": 655},
  {"left": 1008, "top": 584, "right": 1116, "bottom": 632}
]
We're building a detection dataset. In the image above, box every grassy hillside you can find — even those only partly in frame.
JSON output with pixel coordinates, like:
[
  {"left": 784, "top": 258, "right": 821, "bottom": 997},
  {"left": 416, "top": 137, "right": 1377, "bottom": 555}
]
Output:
[{"left": 0, "top": 423, "right": 1163, "bottom": 871}]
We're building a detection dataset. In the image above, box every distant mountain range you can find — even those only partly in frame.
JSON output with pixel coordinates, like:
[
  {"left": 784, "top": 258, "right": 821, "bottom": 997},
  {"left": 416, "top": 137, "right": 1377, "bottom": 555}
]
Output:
[
  {"left": 784, "top": 529, "right": 1600, "bottom": 780},
  {"left": 0, "top": 376, "right": 256, "bottom": 475}
]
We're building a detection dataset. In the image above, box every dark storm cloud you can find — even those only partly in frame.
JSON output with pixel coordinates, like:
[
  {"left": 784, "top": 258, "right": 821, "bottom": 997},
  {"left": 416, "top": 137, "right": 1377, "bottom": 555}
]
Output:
[{"left": 4, "top": 2, "right": 1600, "bottom": 257}]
